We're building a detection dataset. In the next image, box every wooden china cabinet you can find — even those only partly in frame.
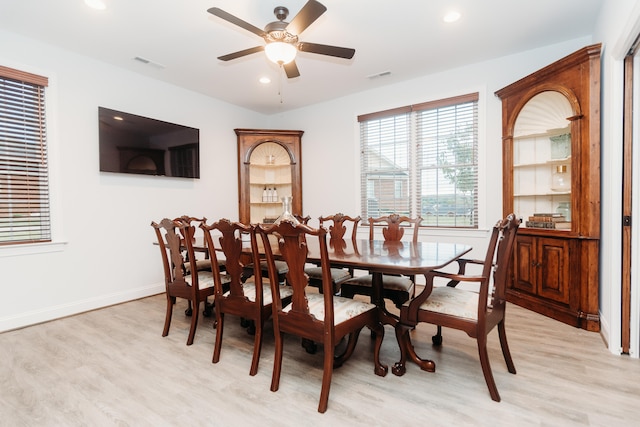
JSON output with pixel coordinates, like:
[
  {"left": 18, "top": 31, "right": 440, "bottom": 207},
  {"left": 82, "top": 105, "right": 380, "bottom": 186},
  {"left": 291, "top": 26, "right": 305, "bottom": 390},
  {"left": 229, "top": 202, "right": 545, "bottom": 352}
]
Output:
[
  {"left": 495, "top": 44, "right": 601, "bottom": 331},
  {"left": 235, "top": 128, "right": 303, "bottom": 225}
]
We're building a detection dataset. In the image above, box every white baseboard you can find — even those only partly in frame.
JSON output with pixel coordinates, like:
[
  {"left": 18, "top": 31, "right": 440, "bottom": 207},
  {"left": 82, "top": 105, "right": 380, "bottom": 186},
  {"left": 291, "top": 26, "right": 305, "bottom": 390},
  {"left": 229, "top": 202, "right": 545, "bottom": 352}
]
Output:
[{"left": 0, "top": 283, "right": 165, "bottom": 333}]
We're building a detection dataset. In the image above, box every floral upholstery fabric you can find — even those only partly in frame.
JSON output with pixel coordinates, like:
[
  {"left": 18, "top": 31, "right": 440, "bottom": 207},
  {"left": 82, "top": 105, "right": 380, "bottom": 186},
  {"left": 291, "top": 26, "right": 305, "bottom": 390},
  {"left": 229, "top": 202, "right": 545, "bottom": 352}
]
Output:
[
  {"left": 346, "top": 274, "right": 414, "bottom": 292},
  {"left": 304, "top": 266, "right": 351, "bottom": 283},
  {"left": 224, "top": 281, "right": 293, "bottom": 306},
  {"left": 283, "top": 293, "right": 375, "bottom": 324},
  {"left": 416, "top": 286, "right": 479, "bottom": 320},
  {"left": 184, "top": 271, "right": 231, "bottom": 290}
]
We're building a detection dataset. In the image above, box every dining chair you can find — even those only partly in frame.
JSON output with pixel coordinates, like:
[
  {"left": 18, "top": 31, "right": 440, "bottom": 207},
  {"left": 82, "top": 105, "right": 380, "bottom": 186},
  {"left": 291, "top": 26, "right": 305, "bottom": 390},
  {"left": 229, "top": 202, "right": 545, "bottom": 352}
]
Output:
[
  {"left": 174, "top": 216, "right": 212, "bottom": 276},
  {"left": 305, "top": 213, "right": 361, "bottom": 295},
  {"left": 392, "top": 214, "right": 520, "bottom": 402},
  {"left": 201, "top": 219, "right": 293, "bottom": 376},
  {"left": 341, "top": 214, "right": 422, "bottom": 309},
  {"left": 241, "top": 215, "right": 311, "bottom": 285},
  {"left": 151, "top": 218, "right": 218, "bottom": 345},
  {"left": 174, "top": 215, "right": 226, "bottom": 316},
  {"left": 257, "top": 219, "right": 387, "bottom": 413}
]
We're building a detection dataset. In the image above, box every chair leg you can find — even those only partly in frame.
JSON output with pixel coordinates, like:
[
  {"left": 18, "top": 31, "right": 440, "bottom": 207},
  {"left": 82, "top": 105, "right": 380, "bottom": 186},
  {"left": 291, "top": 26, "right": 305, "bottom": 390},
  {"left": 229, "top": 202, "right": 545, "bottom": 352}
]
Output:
[
  {"left": 318, "top": 335, "right": 335, "bottom": 413},
  {"left": 334, "top": 331, "right": 361, "bottom": 368},
  {"left": 186, "top": 301, "right": 199, "bottom": 346},
  {"left": 249, "top": 318, "right": 263, "bottom": 376},
  {"left": 477, "top": 334, "right": 500, "bottom": 402},
  {"left": 212, "top": 312, "right": 225, "bottom": 363},
  {"left": 432, "top": 325, "right": 443, "bottom": 345},
  {"left": 270, "top": 330, "right": 284, "bottom": 392},
  {"left": 498, "top": 320, "right": 517, "bottom": 374},
  {"left": 162, "top": 295, "right": 173, "bottom": 337}
]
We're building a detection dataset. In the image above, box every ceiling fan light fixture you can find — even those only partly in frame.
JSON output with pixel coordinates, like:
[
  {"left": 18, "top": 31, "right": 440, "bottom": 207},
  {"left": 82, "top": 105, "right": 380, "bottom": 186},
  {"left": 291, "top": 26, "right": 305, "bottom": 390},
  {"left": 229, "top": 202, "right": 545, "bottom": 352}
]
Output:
[
  {"left": 84, "top": 0, "right": 106, "bottom": 10},
  {"left": 265, "top": 42, "right": 297, "bottom": 65}
]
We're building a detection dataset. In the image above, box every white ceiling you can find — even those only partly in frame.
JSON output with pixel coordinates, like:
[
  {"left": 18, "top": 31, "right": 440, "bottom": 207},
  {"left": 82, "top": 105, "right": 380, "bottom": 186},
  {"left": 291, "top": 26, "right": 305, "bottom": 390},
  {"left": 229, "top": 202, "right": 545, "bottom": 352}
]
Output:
[{"left": 0, "top": 0, "right": 604, "bottom": 115}]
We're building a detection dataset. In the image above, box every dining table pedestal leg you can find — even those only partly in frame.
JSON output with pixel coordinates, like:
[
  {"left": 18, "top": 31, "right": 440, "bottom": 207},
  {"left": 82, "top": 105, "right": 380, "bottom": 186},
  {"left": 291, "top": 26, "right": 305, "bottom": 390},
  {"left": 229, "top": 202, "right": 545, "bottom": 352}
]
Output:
[{"left": 392, "top": 322, "right": 436, "bottom": 376}]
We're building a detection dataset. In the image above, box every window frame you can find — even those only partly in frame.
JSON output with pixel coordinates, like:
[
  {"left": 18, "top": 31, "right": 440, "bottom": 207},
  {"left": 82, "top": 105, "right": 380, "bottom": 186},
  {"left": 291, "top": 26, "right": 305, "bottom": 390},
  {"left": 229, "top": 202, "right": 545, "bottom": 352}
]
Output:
[
  {"left": 358, "top": 93, "right": 479, "bottom": 229},
  {"left": 0, "top": 65, "right": 51, "bottom": 246}
]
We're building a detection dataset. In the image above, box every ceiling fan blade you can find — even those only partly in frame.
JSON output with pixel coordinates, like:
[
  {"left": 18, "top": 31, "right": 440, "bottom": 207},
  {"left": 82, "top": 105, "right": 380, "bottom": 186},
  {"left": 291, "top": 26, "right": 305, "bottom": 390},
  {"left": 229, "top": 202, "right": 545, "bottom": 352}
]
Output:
[
  {"left": 298, "top": 42, "right": 355, "bottom": 59},
  {"left": 286, "top": 0, "right": 327, "bottom": 35},
  {"left": 283, "top": 61, "right": 300, "bottom": 79},
  {"left": 207, "top": 7, "right": 266, "bottom": 38},
  {"left": 218, "top": 46, "right": 265, "bottom": 61}
]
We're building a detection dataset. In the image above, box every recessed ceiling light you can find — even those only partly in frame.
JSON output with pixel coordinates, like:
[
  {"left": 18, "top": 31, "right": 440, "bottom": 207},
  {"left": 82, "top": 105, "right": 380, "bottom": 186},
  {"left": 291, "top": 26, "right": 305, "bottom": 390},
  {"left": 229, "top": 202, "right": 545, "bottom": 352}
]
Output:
[
  {"left": 443, "top": 11, "right": 461, "bottom": 23},
  {"left": 84, "top": 0, "right": 107, "bottom": 10},
  {"left": 259, "top": 76, "right": 271, "bottom": 84}
]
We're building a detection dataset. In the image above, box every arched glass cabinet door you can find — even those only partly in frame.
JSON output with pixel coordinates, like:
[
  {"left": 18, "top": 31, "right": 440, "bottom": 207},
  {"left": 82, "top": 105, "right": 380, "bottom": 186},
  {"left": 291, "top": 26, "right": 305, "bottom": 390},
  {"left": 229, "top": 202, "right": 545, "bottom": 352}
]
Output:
[
  {"left": 512, "top": 90, "right": 574, "bottom": 229},
  {"left": 235, "top": 128, "right": 303, "bottom": 225}
]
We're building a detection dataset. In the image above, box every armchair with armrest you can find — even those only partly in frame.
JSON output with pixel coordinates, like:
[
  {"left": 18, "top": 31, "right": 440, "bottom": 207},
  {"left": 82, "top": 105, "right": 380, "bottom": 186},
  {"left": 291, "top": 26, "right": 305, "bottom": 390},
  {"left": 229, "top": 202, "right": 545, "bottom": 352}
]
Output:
[{"left": 392, "top": 214, "right": 520, "bottom": 402}]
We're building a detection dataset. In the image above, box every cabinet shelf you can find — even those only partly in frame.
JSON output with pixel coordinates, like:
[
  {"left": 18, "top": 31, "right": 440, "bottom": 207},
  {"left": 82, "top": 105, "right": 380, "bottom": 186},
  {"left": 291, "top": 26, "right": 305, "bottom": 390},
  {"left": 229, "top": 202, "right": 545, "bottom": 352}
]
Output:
[
  {"left": 514, "top": 156, "right": 572, "bottom": 168},
  {"left": 514, "top": 191, "right": 571, "bottom": 197}
]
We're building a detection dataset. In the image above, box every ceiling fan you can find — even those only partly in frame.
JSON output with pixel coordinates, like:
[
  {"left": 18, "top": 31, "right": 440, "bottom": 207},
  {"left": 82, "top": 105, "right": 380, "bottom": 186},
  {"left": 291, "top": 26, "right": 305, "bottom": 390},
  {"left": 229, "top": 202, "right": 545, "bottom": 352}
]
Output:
[{"left": 207, "top": 0, "right": 355, "bottom": 78}]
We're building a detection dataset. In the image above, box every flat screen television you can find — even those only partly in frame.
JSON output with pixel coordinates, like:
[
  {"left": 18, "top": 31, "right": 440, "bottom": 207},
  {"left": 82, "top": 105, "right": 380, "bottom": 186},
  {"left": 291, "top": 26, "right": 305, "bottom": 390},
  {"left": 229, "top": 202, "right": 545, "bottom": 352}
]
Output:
[{"left": 98, "top": 107, "right": 200, "bottom": 178}]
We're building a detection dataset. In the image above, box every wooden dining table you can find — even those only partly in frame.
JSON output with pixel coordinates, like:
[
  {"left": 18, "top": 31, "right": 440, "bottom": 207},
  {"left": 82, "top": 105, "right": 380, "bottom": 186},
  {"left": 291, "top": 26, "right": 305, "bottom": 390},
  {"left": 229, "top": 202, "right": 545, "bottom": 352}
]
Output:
[{"left": 301, "top": 237, "right": 472, "bottom": 327}]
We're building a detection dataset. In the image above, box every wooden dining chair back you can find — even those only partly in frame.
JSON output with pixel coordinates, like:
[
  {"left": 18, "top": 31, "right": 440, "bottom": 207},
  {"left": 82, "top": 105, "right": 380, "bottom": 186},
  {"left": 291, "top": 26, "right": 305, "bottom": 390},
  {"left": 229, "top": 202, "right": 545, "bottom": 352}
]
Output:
[
  {"left": 241, "top": 216, "right": 309, "bottom": 285},
  {"left": 341, "top": 213, "right": 422, "bottom": 308},
  {"left": 393, "top": 214, "right": 521, "bottom": 402},
  {"left": 201, "top": 219, "right": 292, "bottom": 376},
  {"left": 151, "top": 218, "right": 216, "bottom": 345},
  {"left": 173, "top": 216, "right": 212, "bottom": 276},
  {"left": 257, "top": 219, "right": 386, "bottom": 413},
  {"left": 305, "top": 213, "right": 361, "bottom": 295}
]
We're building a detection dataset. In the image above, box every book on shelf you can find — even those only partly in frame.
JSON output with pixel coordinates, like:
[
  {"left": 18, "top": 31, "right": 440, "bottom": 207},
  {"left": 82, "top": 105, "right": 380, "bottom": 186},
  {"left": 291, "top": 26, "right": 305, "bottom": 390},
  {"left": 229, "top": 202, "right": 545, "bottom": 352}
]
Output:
[
  {"left": 532, "top": 212, "right": 564, "bottom": 217},
  {"left": 528, "top": 214, "right": 566, "bottom": 222},
  {"left": 525, "top": 220, "right": 571, "bottom": 229}
]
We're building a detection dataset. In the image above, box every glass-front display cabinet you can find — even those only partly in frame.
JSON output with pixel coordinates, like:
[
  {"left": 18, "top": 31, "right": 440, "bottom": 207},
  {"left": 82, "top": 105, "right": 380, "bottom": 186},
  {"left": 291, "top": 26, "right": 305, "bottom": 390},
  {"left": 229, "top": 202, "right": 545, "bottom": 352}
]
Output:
[
  {"left": 495, "top": 44, "right": 601, "bottom": 331},
  {"left": 236, "top": 129, "right": 303, "bottom": 225}
]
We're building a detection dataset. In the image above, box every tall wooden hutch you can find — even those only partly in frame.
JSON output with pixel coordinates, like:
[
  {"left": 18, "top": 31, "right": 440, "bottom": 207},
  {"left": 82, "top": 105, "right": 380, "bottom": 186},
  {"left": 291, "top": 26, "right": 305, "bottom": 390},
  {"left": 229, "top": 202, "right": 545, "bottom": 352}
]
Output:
[
  {"left": 495, "top": 44, "right": 601, "bottom": 331},
  {"left": 236, "top": 129, "right": 303, "bottom": 225}
]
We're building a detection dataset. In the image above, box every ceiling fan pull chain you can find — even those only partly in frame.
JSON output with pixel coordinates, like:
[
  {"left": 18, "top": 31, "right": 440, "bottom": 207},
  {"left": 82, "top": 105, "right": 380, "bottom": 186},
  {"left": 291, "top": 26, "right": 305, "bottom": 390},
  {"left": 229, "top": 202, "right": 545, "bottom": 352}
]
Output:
[{"left": 278, "top": 65, "right": 284, "bottom": 104}]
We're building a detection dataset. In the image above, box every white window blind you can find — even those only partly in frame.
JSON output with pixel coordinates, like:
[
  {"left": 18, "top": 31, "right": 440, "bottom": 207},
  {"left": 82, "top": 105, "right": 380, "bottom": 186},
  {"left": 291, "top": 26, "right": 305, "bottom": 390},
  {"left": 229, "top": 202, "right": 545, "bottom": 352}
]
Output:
[
  {"left": 359, "top": 93, "right": 478, "bottom": 228},
  {"left": 0, "top": 65, "right": 51, "bottom": 245}
]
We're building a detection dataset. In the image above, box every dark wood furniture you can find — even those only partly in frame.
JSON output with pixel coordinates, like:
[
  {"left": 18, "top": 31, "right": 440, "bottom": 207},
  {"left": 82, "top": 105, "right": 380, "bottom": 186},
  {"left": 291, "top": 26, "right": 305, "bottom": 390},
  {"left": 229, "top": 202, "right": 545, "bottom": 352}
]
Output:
[
  {"left": 173, "top": 216, "right": 214, "bottom": 276},
  {"left": 200, "top": 219, "right": 293, "bottom": 376},
  {"left": 235, "top": 128, "right": 303, "bottom": 225},
  {"left": 393, "top": 215, "right": 521, "bottom": 402},
  {"left": 289, "top": 235, "right": 472, "bottom": 329},
  {"left": 257, "top": 220, "right": 386, "bottom": 413},
  {"left": 495, "top": 44, "right": 601, "bottom": 331},
  {"left": 305, "top": 213, "right": 361, "bottom": 295},
  {"left": 151, "top": 218, "right": 218, "bottom": 345},
  {"left": 341, "top": 214, "right": 422, "bottom": 309}
]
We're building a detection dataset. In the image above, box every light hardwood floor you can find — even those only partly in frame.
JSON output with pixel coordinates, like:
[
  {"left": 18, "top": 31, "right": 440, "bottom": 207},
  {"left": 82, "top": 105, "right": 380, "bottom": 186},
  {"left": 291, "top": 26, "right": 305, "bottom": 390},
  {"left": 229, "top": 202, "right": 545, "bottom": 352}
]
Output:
[{"left": 1, "top": 293, "right": 638, "bottom": 426}]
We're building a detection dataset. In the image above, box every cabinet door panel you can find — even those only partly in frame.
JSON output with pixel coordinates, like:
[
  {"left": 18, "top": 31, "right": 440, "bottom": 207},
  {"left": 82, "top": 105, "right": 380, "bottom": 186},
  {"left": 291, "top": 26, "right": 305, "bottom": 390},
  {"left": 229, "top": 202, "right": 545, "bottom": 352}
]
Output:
[
  {"left": 537, "top": 237, "right": 570, "bottom": 304},
  {"left": 513, "top": 235, "right": 535, "bottom": 293}
]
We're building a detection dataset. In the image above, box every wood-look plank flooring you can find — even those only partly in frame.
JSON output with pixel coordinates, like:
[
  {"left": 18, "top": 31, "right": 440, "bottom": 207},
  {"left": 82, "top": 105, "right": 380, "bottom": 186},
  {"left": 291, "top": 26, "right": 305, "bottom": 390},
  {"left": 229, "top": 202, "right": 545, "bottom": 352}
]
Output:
[{"left": 1, "top": 293, "right": 638, "bottom": 426}]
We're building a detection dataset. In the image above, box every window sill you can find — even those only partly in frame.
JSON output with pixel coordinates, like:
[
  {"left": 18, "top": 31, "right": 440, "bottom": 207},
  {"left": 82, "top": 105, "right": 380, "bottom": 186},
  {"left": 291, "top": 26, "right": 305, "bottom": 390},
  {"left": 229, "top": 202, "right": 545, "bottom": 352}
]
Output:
[{"left": 0, "top": 241, "right": 68, "bottom": 257}]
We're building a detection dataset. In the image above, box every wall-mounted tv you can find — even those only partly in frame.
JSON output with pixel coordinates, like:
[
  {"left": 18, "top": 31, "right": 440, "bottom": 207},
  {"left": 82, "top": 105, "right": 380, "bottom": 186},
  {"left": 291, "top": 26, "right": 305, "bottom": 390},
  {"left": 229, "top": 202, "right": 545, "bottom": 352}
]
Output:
[{"left": 98, "top": 107, "right": 200, "bottom": 178}]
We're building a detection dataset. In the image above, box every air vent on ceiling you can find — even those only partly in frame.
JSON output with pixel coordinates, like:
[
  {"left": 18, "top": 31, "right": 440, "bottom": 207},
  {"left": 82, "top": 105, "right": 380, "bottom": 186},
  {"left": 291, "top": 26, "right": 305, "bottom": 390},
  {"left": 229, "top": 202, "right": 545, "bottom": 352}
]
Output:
[
  {"left": 133, "top": 56, "right": 165, "bottom": 69},
  {"left": 366, "top": 71, "right": 391, "bottom": 80}
]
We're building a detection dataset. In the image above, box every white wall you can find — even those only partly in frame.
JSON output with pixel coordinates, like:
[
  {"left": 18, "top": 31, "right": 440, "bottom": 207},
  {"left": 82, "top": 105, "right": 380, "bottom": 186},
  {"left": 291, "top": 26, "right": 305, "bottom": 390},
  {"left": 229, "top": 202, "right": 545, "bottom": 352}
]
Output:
[{"left": 0, "top": 30, "right": 269, "bottom": 331}]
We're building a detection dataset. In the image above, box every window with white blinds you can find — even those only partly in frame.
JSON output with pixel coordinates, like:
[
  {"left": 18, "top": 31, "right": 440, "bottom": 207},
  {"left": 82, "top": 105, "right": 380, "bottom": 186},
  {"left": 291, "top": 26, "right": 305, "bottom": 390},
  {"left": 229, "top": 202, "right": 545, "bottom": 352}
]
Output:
[
  {"left": 359, "top": 93, "right": 478, "bottom": 228},
  {"left": 0, "top": 66, "right": 51, "bottom": 245}
]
